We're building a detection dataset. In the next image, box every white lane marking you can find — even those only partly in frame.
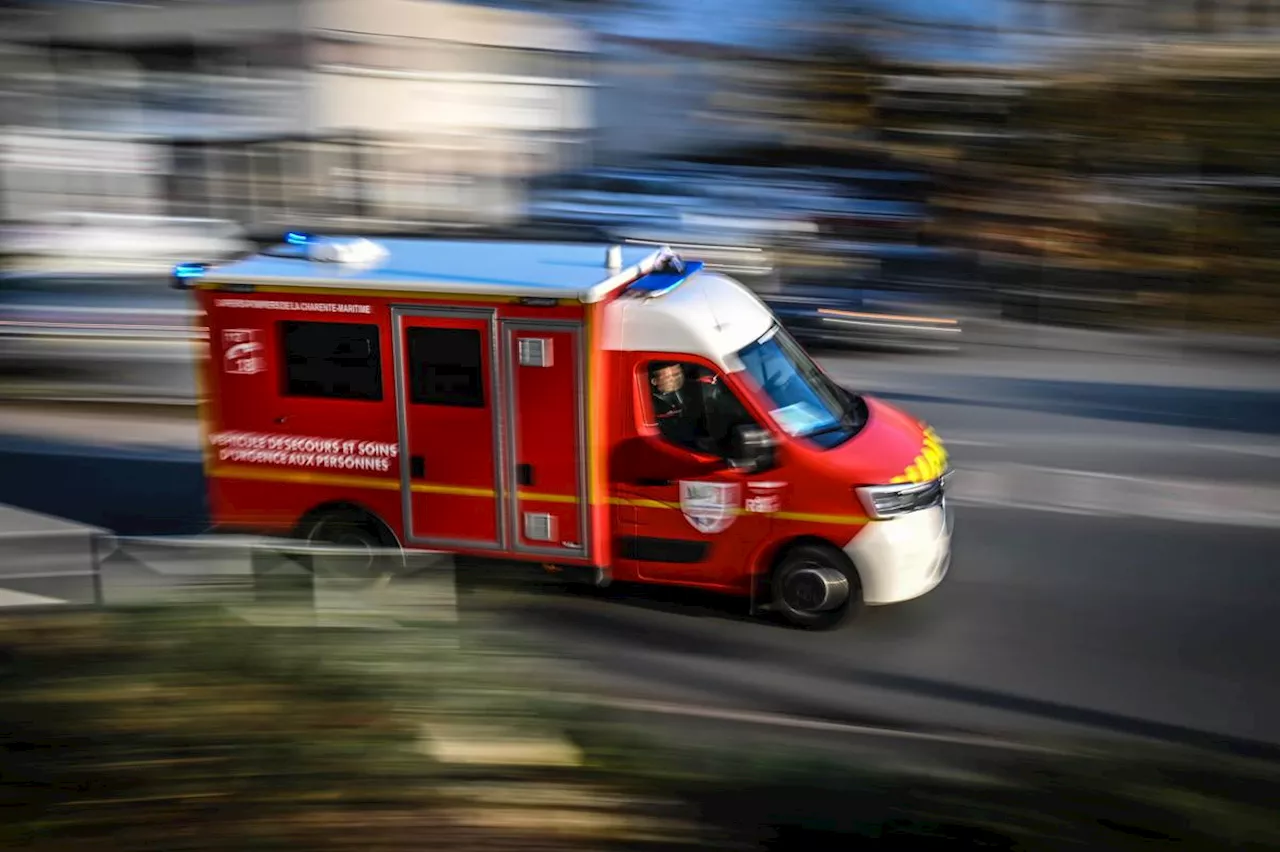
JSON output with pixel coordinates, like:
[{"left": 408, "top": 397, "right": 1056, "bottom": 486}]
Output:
[
  {"left": 948, "top": 465, "right": 1280, "bottom": 528},
  {"left": 1193, "top": 443, "right": 1280, "bottom": 459},
  {"left": 938, "top": 434, "right": 1280, "bottom": 458},
  {"left": 572, "top": 695, "right": 1066, "bottom": 754},
  {"left": 935, "top": 438, "right": 1004, "bottom": 448}
]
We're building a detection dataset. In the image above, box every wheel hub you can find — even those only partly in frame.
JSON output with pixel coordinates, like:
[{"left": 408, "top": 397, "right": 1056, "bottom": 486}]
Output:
[{"left": 782, "top": 565, "right": 850, "bottom": 613}]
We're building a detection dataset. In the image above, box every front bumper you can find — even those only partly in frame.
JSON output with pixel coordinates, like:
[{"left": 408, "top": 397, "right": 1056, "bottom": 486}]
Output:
[{"left": 843, "top": 499, "right": 953, "bottom": 606}]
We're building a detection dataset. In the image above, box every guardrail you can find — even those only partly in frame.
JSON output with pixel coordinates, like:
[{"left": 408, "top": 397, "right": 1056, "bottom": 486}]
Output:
[
  {"left": 0, "top": 503, "right": 112, "bottom": 608},
  {"left": 0, "top": 517, "right": 458, "bottom": 625},
  {"left": 114, "top": 535, "right": 459, "bottom": 626}
]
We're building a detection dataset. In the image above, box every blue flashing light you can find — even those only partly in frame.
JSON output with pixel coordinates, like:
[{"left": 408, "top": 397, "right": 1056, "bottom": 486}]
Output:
[
  {"left": 285, "top": 231, "right": 312, "bottom": 245},
  {"left": 171, "top": 262, "right": 208, "bottom": 290},
  {"left": 627, "top": 260, "right": 704, "bottom": 297}
]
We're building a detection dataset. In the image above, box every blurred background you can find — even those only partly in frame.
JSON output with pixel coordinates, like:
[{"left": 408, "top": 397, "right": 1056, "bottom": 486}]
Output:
[
  {"left": 3, "top": 1, "right": 1280, "bottom": 848},
  {"left": 4, "top": 0, "right": 1279, "bottom": 399}
]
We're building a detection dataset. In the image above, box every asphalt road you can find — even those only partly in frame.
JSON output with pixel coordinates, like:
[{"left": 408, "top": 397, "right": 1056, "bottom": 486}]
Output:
[
  {"left": 1, "top": 349, "right": 1279, "bottom": 754},
  {"left": 482, "top": 505, "right": 1280, "bottom": 755}
]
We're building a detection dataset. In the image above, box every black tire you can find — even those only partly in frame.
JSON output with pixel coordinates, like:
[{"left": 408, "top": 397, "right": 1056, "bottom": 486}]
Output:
[
  {"left": 301, "top": 508, "right": 402, "bottom": 580},
  {"left": 770, "top": 542, "right": 862, "bottom": 630}
]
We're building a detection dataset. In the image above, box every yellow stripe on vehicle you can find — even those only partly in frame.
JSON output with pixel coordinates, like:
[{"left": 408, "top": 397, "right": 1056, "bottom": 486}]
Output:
[
  {"left": 610, "top": 496, "right": 677, "bottom": 510},
  {"left": 520, "top": 491, "right": 579, "bottom": 504},
  {"left": 212, "top": 464, "right": 402, "bottom": 492},
  {"left": 411, "top": 482, "right": 494, "bottom": 498},
  {"left": 212, "top": 467, "right": 868, "bottom": 526},
  {"left": 609, "top": 496, "right": 867, "bottom": 526},
  {"left": 773, "top": 510, "right": 869, "bottom": 525}
]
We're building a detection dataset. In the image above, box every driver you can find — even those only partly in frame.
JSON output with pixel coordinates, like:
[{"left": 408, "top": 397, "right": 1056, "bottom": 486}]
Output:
[{"left": 650, "top": 362, "right": 700, "bottom": 447}]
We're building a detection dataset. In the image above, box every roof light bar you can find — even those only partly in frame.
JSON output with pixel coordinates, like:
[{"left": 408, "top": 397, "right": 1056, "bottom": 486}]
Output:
[
  {"left": 653, "top": 246, "right": 686, "bottom": 275},
  {"left": 307, "top": 236, "right": 389, "bottom": 267},
  {"left": 625, "top": 260, "right": 705, "bottom": 298},
  {"left": 170, "top": 262, "right": 208, "bottom": 289}
]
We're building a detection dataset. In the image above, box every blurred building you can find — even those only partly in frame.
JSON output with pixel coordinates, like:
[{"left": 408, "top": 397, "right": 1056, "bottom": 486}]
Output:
[
  {"left": 1017, "top": 0, "right": 1280, "bottom": 38},
  {"left": 593, "top": 35, "right": 791, "bottom": 165},
  {"left": 0, "top": 0, "right": 594, "bottom": 231},
  {"left": 872, "top": 69, "right": 1040, "bottom": 154}
]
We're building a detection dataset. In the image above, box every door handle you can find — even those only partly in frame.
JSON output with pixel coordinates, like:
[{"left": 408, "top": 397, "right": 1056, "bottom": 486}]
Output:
[
  {"left": 517, "top": 464, "right": 534, "bottom": 486},
  {"left": 410, "top": 456, "right": 425, "bottom": 479},
  {"left": 636, "top": 477, "right": 672, "bottom": 486}
]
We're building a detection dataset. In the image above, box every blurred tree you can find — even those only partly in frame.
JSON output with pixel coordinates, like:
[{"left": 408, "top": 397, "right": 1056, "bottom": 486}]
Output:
[
  {"left": 947, "top": 46, "right": 1280, "bottom": 331},
  {"left": 503, "top": 0, "right": 641, "bottom": 11},
  {"left": 744, "top": 0, "right": 886, "bottom": 149},
  {"left": 0, "top": 606, "right": 689, "bottom": 852}
]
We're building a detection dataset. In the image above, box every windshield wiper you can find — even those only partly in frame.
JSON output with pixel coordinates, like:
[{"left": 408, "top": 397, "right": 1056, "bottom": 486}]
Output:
[
  {"left": 824, "top": 377, "right": 865, "bottom": 427},
  {"left": 799, "top": 378, "right": 867, "bottom": 440}
]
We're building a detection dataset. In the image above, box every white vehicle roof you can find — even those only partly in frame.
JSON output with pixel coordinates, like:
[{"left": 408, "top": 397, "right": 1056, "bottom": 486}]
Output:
[
  {"left": 195, "top": 234, "right": 781, "bottom": 371},
  {"left": 607, "top": 269, "right": 775, "bottom": 373},
  {"left": 201, "top": 236, "right": 665, "bottom": 304}
]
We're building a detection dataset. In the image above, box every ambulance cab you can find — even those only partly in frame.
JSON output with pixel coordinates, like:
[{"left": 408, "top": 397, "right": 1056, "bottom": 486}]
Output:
[{"left": 176, "top": 234, "right": 952, "bottom": 629}]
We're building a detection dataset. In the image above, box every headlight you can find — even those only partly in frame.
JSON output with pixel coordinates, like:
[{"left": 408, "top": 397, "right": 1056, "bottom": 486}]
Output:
[{"left": 855, "top": 477, "right": 946, "bottom": 520}]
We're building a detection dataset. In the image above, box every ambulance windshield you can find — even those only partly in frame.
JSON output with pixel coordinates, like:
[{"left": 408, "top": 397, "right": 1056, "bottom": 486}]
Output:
[{"left": 736, "top": 325, "right": 862, "bottom": 446}]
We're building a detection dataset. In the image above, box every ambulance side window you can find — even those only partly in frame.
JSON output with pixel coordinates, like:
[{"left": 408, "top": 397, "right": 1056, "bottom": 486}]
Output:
[
  {"left": 280, "top": 321, "right": 382, "bottom": 402},
  {"left": 407, "top": 326, "right": 485, "bottom": 408},
  {"left": 646, "top": 361, "right": 758, "bottom": 460}
]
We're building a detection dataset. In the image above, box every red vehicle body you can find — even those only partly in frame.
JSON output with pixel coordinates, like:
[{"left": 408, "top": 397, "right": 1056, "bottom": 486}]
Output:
[{"left": 179, "top": 235, "right": 952, "bottom": 629}]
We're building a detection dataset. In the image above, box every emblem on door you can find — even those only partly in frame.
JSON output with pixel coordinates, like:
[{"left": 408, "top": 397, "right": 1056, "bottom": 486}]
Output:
[{"left": 679, "top": 481, "right": 741, "bottom": 534}]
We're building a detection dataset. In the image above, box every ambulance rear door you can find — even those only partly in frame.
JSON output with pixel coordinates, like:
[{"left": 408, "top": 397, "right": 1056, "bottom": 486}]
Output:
[
  {"left": 394, "top": 307, "right": 506, "bottom": 550},
  {"left": 500, "top": 319, "right": 590, "bottom": 561}
]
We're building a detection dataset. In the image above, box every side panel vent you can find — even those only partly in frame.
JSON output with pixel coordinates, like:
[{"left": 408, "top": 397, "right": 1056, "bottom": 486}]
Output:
[
  {"left": 518, "top": 337, "right": 552, "bottom": 367},
  {"left": 524, "top": 512, "right": 556, "bottom": 543}
]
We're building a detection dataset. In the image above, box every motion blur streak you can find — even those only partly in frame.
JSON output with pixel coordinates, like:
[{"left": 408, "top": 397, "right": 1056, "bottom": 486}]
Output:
[{"left": 2, "top": 0, "right": 1280, "bottom": 849}]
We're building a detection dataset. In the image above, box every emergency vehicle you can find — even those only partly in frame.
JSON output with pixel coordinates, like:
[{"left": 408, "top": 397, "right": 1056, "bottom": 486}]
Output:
[{"left": 175, "top": 233, "right": 952, "bottom": 629}]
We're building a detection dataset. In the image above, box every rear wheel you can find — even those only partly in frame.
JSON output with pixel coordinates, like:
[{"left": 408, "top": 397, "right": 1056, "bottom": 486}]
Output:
[
  {"left": 300, "top": 508, "right": 402, "bottom": 580},
  {"left": 770, "top": 542, "right": 862, "bottom": 630}
]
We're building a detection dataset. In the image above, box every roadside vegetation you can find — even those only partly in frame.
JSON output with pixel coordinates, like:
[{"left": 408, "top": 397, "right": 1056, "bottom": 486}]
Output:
[{"left": 1, "top": 603, "right": 1279, "bottom": 850}]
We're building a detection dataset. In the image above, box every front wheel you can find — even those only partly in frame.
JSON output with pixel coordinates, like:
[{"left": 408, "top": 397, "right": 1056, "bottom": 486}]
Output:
[{"left": 770, "top": 543, "right": 862, "bottom": 630}]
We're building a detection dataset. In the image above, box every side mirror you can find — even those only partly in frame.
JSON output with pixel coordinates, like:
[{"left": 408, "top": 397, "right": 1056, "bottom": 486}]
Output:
[{"left": 729, "top": 425, "right": 777, "bottom": 474}]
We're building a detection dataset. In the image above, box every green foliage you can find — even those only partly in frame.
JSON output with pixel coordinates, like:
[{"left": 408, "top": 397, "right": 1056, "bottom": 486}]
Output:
[
  {"left": 3, "top": 604, "right": 1280, "bottom": 851},
  {"left": 0, "top": 605, "right": 663, "bottom": 852},
  {"left": 574, "top": 719, "right": 1280, "bottom": 851}
]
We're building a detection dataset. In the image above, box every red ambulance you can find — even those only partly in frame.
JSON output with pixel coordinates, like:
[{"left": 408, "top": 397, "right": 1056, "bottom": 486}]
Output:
[{"left": 176, "top": 233, "right": 952, "bottom": 629}]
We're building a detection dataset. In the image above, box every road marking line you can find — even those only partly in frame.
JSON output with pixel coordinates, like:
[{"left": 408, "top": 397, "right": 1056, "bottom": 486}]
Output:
[
  {"left": 1192, "top": 443, "right": 1280, "bottom": 459},
  {"left": 948, "top": 465, "right": 1280, "bottom": 527},
  {"left": 943, "top": 434, "right": 1280, "bottom": 454},
  {"left": 572, "top": 695, "right": 1066, "bottom": 754}
]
